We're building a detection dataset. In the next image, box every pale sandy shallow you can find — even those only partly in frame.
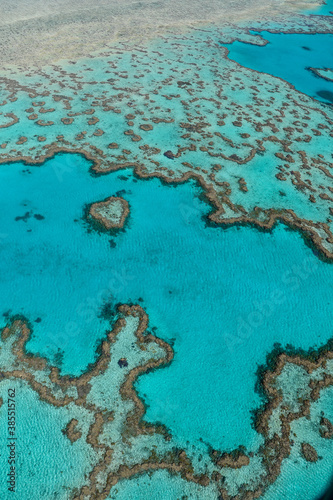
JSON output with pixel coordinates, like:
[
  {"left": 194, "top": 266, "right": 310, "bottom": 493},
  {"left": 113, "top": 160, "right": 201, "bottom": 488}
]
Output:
[{"left": 0, "top": 0, "right": 324, "bottom": 66}]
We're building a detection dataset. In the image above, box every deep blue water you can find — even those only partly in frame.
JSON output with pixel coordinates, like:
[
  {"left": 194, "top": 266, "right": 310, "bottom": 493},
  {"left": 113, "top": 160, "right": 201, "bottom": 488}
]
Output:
[{"left": 223, "top": 32, "right": 333, "bottom": 104}]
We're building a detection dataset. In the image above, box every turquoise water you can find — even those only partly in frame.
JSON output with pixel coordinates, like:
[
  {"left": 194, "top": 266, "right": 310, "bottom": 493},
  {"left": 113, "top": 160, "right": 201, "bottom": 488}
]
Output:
[
  {"left": 1, "top": 153, "right": 333, "bottom": 497},
  {"left": 0, "top": 379, "right": 97, "bottom": 498},
  {"left": 223, "top": 32, "right": 333, "bottom": 104},
  {"left": 305, "top": 0, "right": 333, "bottom": 15}
]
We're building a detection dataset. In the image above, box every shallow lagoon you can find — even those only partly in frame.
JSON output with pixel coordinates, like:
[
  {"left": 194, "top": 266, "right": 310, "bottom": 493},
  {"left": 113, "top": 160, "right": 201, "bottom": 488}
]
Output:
[{"left": 223, "top": 32, "right": 333, "bottom": 104}]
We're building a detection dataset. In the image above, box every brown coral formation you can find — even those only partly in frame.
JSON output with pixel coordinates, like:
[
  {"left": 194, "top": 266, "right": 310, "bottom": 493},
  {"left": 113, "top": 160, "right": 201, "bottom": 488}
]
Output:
[
  {"left": 16, "top": 136, "right": 27, "bottom": 145},
  {"left": 139, "top": 124, "right": 153, "bottom": 131},
  {"left": 301, "top": 442, "right": 318, "bottom": 462},
  {"left": 61, "top": 117, "right": 74, "bottom": 125},
  {"left": 0, "top": 112, "right": 19, "bottom": 128},
  {"left": 319, "top": 417, "right": 333, "bottom": 439},
  {"left": 308, "top": 67, "right": 333, "bottom": 83},
  {"left": 211, "top": 448, "right": 250, "bottom": 469},
  {"left": 89, "top": 196, "right": 129, "bottom": 230},
  {"left": 62, "top": 419, "right": 82, "bottom": 443}
]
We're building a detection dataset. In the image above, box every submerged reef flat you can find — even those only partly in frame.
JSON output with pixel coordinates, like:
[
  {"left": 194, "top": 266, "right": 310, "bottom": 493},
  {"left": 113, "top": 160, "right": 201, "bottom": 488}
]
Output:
[
  {"left": 2, "top": 304, "right": 333, "bottom": 499},
  {"left": 0, "top": 1, "right": 333, "bottom": 499}
]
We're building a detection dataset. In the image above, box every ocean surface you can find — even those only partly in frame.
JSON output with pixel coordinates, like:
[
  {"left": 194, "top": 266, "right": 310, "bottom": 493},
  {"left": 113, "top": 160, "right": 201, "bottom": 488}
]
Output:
[{"left": 1, "top": 153, "right": 333, "bottom": 498}]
